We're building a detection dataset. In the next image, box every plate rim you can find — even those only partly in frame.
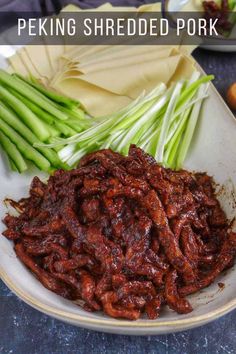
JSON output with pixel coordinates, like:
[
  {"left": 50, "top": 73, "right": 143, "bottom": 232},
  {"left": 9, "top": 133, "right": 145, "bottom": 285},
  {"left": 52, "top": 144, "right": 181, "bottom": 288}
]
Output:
[{"left": 1, "top": 267, "right": 236, "bottom": 330}]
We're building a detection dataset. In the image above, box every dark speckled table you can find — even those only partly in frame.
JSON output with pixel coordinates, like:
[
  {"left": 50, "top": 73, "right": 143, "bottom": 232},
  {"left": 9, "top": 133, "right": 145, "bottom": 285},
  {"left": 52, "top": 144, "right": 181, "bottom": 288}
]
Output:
[
  {"left": 1, "top": 283, "right": 236, "bottom": 354},
  {"left": 1, "top": 47, "right": 236, "bottom": 354}
]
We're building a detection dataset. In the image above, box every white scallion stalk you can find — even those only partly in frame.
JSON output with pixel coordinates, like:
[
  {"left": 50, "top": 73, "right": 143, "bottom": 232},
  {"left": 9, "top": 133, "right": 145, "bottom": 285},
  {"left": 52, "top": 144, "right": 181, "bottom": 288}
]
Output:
[
  {"left": 155, "top": 81, "right": 183, "bottom": 163},
  {"left": 67, "top": 147, "right": 89, "bottom": 166},
  {"left": 117, "top": 92, "right": 169, "bottom": 154},
  {"left": 164, "top": 107, "right": 192, "bottom": 167},
  {"left": 176, "top": 83, "right": 209, "bottom": 169},
  {"left": 189, "top": 71, "right": 201, "bottom": 85},
  {"left": 58, "top": 144, "right": 77, "bottom": 163},
  {"left": 165, "top": 93, "right": 208, "bottom": 146},
  {"left": 35, "top": 74, "right": 213, "bottom": 169}
]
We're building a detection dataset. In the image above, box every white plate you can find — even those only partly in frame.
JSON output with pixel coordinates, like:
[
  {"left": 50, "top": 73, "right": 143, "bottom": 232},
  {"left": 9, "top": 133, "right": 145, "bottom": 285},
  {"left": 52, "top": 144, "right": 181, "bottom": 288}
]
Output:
[
  {"left": 0, "top": 51, "right": 236, "bottom": 334},
  {"left": 165, "top": 0, "right": 236, "bottom": 52}
]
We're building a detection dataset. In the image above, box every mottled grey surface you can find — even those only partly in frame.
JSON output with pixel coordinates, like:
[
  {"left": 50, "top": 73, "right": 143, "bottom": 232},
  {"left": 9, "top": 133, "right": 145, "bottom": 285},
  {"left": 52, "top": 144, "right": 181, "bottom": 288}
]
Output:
[
  {"left": 1, "top": 281, "right": 236, "bottom": 354},
  {"left": 0, "top": 48, "right": 236, "bottom": 354},
  {"left": 193, "top": 48, "right": 236, "bottom": 116}
]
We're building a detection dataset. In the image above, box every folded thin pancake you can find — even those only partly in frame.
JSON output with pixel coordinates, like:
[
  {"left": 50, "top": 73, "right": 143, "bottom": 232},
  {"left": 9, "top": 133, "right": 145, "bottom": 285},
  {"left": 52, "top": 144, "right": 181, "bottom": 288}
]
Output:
[{"left": 7, "top": 2, "right": 196, "bottom": 116}]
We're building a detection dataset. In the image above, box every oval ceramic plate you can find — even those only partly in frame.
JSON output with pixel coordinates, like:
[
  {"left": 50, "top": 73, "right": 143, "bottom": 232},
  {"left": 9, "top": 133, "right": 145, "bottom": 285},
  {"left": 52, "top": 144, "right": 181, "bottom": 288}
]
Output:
[
  {"left": 0, "top": 49, "right": 236, "bottom": 334},
  {"left": 163, "top": 0, "right": 236, "bottom": 52}
]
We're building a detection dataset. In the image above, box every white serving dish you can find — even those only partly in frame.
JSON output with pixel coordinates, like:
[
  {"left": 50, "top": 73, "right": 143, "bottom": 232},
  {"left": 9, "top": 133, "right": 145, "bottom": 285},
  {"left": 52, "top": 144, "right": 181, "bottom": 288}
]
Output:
[
  {"left": 0, "top": 49, "right": 236, "bottom": 334},
  {"left": 165, "top": 0, "right": 236, "bottom": 52}
]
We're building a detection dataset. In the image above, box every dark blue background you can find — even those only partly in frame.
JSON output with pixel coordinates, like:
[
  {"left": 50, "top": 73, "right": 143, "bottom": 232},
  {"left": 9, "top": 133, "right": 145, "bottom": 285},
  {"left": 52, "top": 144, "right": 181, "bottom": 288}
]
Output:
[
  {"left": 0, "top": 1, "right": 236, "bottom": 353},
  {"left": 1, "top": 279, "right": 236, "bottom": 354}
]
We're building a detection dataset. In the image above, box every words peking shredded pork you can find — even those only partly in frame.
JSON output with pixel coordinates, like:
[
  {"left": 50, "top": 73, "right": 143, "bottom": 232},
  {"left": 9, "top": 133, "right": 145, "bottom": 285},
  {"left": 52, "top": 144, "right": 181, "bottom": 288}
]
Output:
[{"left": 2, "top": 145, "right": 236, "bottom": 320}]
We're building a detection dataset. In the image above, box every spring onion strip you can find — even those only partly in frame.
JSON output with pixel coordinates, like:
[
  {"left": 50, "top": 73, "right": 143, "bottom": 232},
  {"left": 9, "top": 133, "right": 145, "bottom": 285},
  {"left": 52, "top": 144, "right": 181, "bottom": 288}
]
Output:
[
  {"left": 176, "top": 83, "right": 209, "bottom": 169},
  {"left": 58, "top": 144, "right": 77, "bottom": 162},
  {"left": 37, "top": 73, "right": 213, "bottom": 170},
  {"left": 164, "top": 108, "right": 191, "bottom": 167},
  {"left": 155, "top": 82, "right": 183, "bottom": 162},
  {"left": 117, "top": 93, "right": 169, "bottom": 155},
  {"left": 165, "top": 94, "right": 208, "bottom": 146}
]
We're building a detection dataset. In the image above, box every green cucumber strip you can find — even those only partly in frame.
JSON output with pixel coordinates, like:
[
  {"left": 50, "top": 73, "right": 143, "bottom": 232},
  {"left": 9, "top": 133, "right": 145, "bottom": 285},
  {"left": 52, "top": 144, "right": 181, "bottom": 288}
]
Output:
[
  {"left": 0, "top": 85, "right": 50, "bottom": 141},
  {"left": 0, "top": 70, "right": 68, "bottom": 120},
  {"left": 0, "top": 130, "right": 27, "bottom": 173},
  {"left": 0, "top": 119, "right": 51, "bottom": 171}
]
